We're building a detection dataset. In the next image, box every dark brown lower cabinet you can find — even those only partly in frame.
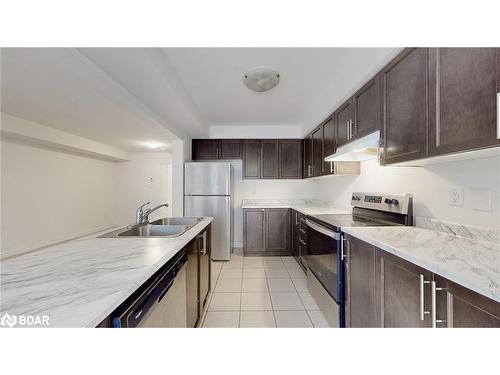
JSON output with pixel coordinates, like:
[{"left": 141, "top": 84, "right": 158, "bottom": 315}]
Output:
[
  {"left": 265, "top": 209, "right": 290, "bottom": 253},
  {"left": 433, "top": 275, "right": 500, "bottom": 328},
  {"left": 344, "top": 235, "right": 379, "bottom": 327},
  {"left": 345, "top": 236, "right": 500, "bottom": 328},
  {"left": 243, "top": 208, "right": 291, "bottom": 256},
  {"left": 377, "top": 250, "right": 433, "bottom": 328},
  {"left": 243, "top": 209, "right": 266, "bottom": 253}
]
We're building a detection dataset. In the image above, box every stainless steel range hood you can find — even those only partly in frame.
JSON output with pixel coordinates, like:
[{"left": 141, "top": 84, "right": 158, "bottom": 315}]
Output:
[{"left": 324, "top": 131, "right": 380, "bottom": 162}]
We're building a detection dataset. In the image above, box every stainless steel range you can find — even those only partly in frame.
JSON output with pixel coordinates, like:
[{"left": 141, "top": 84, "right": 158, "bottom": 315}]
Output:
[{"left": 305, "top": 192, "right": 413, "bottom": 327}]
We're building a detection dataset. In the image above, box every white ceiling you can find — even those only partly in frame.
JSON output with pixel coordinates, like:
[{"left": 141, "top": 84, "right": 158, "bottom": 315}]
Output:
[
  {"left": 0, "top": 48, "right": 176, "bottom": 152},
  {"left": 162, "top": 48, "right": 401, "bottom": 132},
  {"left": 1, "top": 48, "right": 401, "bottom": 150}
]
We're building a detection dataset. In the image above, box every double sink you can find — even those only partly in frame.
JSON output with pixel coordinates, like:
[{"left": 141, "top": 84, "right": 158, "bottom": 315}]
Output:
[{"left": 99, "top": 217, "right": 202, "bottom": 238}]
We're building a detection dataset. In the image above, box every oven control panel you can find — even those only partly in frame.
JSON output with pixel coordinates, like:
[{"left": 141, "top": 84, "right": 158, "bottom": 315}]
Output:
[{"left": 351, "top": 192, "right": 412, "bottom": 215}]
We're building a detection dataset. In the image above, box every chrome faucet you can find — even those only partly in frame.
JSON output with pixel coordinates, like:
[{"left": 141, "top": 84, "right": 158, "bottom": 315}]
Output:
[{"left": 135, "top": 202, "right": 169, "bottom": 224}]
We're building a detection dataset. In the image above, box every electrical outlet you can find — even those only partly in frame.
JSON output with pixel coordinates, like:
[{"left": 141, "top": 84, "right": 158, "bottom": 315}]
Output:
[
  {"left": 449, "top": 188, "right": 464, "bottom": 207},
  {"left": 471, "top": 189, "right": 492, "bottom": 211}
]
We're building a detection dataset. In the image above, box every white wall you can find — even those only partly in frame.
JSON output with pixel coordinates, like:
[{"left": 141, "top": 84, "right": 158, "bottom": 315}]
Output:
[
  {"left": 170, "top": 138, "right": 192, "bottom": 216},
  {"left": 310, "top": 157, "right": 500, "bottom": 229},
  {"left": 0, "top": 139, "right": 118, "bottom": 259},
  {"left": 114, "top": 152, "right": 172, "bottom": 226}
]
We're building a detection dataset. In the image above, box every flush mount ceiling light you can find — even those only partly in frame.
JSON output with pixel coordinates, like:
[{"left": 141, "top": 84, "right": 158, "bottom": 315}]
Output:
[{"left": 243, "top": 68, "right": 280, "bottom": 92}]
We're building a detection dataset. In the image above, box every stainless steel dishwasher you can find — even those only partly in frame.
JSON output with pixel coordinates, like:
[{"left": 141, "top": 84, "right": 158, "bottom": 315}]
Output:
[{"left": 111, "top": 249, "right": 187, "bottom": 328}]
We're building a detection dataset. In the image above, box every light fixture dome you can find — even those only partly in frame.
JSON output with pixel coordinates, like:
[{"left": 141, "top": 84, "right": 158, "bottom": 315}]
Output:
[{"left": 243, "top": 68, "right": 280, "bottom": 92}]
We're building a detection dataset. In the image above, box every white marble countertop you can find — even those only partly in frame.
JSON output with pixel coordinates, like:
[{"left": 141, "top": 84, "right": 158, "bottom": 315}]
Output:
[
  {"left": 241, "top": 199, "right": 350, "bottom": 216},
  {"left": 342, "top": 226, "right": 500, "bottom": 303},
  {"left": 0, "top": 217, "right": 213, "bottom": 327}
]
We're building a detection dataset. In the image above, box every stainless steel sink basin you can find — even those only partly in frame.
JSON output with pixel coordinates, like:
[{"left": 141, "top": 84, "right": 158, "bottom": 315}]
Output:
[
  {"left": 98, "top": 217, "right": 202, "bottom": 238},
  {"left": 117, "top": 224, "right": 190, "bottom": 237},
  {"left": 149, "top": 217, "right": 202, "bottom": 226}
]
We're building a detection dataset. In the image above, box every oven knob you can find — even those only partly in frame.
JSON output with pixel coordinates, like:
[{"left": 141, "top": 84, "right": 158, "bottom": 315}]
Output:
[
  {"left": 392, "top": 199, "right": 399, "bottom": 205},
  {"left": 352, "top": 195, "right": 360, "bottom": 201},
  {"left": 384, "top": 198, "right": 390, "bottom": 204}
]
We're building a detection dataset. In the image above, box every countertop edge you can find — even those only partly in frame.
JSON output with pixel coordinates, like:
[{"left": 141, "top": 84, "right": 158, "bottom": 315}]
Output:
[{"left": 341, "top": 227, "right": 500, "bottom": 303}]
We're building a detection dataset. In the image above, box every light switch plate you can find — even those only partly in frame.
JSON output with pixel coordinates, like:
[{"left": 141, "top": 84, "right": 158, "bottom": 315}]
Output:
[
  {"left": 449, "top": 188, "right": 464, "bottom": 207},
  {"left": 471, "top": 189, "right": 492, "bottom": 211}
]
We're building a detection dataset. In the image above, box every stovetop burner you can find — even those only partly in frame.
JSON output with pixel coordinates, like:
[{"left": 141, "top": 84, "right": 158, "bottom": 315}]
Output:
[{"left": 308, "top": 213, "right": 398, "bottom": 232}]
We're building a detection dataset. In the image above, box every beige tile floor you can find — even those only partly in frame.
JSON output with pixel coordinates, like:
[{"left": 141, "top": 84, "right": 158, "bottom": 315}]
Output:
[{"left": 200, "top": 254, "right": 331, "bottom": 328}]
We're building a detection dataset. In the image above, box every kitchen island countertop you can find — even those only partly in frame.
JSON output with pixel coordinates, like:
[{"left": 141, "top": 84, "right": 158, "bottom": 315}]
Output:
[{"left": 0, "top": 217, "right": 213, "bottom": 327}]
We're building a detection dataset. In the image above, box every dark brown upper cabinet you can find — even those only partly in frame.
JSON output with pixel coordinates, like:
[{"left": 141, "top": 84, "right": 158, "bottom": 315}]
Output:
[
  {"left": 428, "top": 48, "right": 500, "bottom": 156},
  {"left": 278, "top": 139, "right": 302, "bottom": 179},
  {"left": 192, "top": 139, "right": 219, "bottom": 160},
  {"left": 312, "top": 127, "right": 324, "bottom": 176},
  {"left": 303, "top": 135, "right": 313, "bottom": 178},
  {"left": 353, "top": 75, "right": 381, "bottom": 140},
  {"left": 380, "top": 48, "right": 429, "bottom": 165},
  {"left": 260, "top": 140, "right": 279, "bottom": 179},
  {"left": 219, "top": 139, "right": 242, "bottom": 159},
  {"left": 335, "top": 99, "right": 353, "bottom": 148},
  {"left": 322, "top": 117, "right": 336, "bottom": 175},
  {"left": 242, "top": 140, "right": 261, "bottom": 179}
]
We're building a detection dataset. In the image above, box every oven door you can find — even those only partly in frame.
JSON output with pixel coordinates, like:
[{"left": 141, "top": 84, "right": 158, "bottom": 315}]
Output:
[{"left": 305, "top": 218, "right": 341, "bottom": 304}]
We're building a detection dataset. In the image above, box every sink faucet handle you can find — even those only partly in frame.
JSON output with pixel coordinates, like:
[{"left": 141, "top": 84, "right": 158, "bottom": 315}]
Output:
[
  {"left": 138, "top": 202, "right": 151, "bottom": 210},
  {"left": 136, "top": 202, "right": 151, "bottom": 224}
]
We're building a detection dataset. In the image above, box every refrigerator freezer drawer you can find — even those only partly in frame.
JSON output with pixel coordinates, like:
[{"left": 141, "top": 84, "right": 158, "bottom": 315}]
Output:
[{"left": 185, "top": 195, "right": 231, "bottom": 261}]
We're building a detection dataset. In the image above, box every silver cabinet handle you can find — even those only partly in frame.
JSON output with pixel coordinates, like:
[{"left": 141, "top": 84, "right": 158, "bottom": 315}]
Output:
[
  {"left": 419, "top": 275, "right": 430, "bottom": 321},
  {"left": 346, "top": 120, "right": 350, "bottom": 140},
  {"left": 341, "top": 238, "right": 347, "bottom": 261},
  {"left": 330, "top": 162, "right": 334, "bottom": 174},
  {"left": 431, "top": 281, "right": 447, "bottom": 328},
  {"left": 199, "top": 231, "right": 207, "bottom": 255},
  {"left": 496, "top": 92, "right": 499, "bottom": 139}
]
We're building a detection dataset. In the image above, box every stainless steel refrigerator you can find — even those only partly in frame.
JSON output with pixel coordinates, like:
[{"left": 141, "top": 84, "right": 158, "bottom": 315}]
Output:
[{"left": 184, "top": 161, "right": 231, "bottom": 261}]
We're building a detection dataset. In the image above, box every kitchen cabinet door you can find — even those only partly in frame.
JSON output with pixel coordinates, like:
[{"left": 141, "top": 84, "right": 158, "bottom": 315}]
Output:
[
  {"left": 304, "top": 135, "right": 313, "bottom": 178},
  {"left": 312, "top": 127, "right": 324, "bottom": 176},
  {"left": 377, "top": 250, "right": 433, "bottom": 327},
  {"left": 242, "top": 140, "right": 261, "bottom": 179},
  {"left": 335, "top": 99, "right": 353, "bottom": 148},
  {"left": 428, "top": 48, "right": 500, "bottom": 156},
  {"left": 322, "top": 117, "right": 336, "bottom": 175},
  {"left": 243, "top": 209, "right": 266, "bottom": 253},
  {"left": 380, "top": 48, "right": 429, "bottom": 165},
  {"left": 279, "top": 140, "right": 303, "bottom": 179},
  {"left": 261, "top": 139, "right": 279, "bottom": 179},
  {"left": 433, "top": 275, "right": 500, "bottom": 328},
  {"left": 265, "top": 208, "right": 290, "bottom": 254},
  {"left": 198, "top": 226, "right": 211, "bottom": 311},
  {"left": 344, "top": 235, "right": 379, "bottom": 327},
  {"left": 192, "top": 139, "right": 219, "bottom": 160},
  {"left": 186, "top": 239, "right": 200, "bottom": 327},
  {"left": 353, "top": 75, "right": 381, "bottom": 140},
  {"left": 219, "top": 139, "right": 242, "bottom": 159},
  {"left": 291, "top": 210, "right": 300, "bottom": 259}
]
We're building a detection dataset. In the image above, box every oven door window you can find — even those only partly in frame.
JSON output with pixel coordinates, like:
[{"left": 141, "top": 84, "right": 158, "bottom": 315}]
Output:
[{"left": 307, "top": 226, "right": 339, "bottom": 302}]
